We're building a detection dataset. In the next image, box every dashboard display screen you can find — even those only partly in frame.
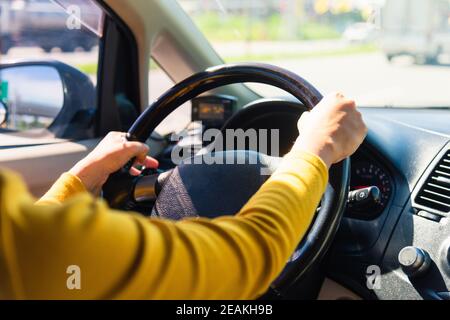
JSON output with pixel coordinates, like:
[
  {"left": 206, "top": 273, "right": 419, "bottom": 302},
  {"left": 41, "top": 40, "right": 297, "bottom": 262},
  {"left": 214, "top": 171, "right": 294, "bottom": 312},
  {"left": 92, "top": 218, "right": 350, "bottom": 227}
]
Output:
[
  {"left": 192, "top": 95, "right": 236, "bottom": 128},
  {"left": 198, "top": 103, "right": 225, "bottom": 121}
]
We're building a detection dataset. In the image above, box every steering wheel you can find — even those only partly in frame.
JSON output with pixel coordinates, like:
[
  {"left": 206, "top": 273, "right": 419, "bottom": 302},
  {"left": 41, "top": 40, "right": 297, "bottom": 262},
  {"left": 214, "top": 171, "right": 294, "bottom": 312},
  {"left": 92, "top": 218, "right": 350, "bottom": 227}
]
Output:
[{"left": 103, "top": 63, "right": 350, "bottom": 296}]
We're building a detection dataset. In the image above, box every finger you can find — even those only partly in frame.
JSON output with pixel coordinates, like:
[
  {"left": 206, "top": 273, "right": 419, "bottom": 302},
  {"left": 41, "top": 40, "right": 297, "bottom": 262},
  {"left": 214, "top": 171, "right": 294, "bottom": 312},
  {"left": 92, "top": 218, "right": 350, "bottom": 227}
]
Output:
[
  {"left": 129, "top": 166, "right": 142, "bottom": 176},
  {"left": 334, "top": 92, "right": 345, "bottom": 99},
  {"left": 132, "top": 156, "right": 159, "bottom": 171},
  {"left": 125, "top": 141, "right": 149, "bottom": 158},
  {"left": 134, "top": 152, "right": 148, "bottom": 167},
  {"left": 320, "top": 92, "right": 345, "bottom": 109},
  {"left": 143, "top": 156, "right": 159, "bottom": 169}
]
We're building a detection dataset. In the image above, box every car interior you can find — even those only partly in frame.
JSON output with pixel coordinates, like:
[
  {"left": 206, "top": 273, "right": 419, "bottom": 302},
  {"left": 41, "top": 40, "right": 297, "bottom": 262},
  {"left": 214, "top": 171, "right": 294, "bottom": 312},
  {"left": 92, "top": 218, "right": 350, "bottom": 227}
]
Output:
[{"left": 0, "top": 0, "right": 449, "bottom": 300}]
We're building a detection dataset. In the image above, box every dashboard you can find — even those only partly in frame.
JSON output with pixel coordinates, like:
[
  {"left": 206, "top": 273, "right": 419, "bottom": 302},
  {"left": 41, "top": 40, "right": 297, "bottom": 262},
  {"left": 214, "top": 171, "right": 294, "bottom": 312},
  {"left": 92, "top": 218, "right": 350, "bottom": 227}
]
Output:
[
  {"left": 206, "top": 97, "right": 394, "bottom": 222},
  {"left": 186, "top": 96, "right": 450, "bottom": 300}
]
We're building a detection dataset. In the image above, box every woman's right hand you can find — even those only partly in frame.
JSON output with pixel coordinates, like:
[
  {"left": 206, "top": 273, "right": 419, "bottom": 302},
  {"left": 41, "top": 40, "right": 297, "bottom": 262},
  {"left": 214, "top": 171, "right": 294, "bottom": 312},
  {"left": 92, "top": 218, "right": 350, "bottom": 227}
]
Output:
[{"left": 294, "top": 92, "right": 368, "bottom": 168}]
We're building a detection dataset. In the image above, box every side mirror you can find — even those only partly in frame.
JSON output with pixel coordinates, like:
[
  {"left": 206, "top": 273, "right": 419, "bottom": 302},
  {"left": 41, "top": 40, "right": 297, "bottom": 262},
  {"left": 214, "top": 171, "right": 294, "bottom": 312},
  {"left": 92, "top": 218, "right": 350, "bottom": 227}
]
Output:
[
  {"left": 0, "top": 61, "right": 96, "bottom": 138},
  {"left": 0, "top": 101, "right": 8, "bottom": 126}
]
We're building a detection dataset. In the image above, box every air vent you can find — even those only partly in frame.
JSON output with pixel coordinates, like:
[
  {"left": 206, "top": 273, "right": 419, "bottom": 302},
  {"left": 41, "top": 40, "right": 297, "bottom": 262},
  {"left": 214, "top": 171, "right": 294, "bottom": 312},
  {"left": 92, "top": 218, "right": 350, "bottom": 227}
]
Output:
[{"left": 415, "top": 149, "right": 450, "bottom": 215}]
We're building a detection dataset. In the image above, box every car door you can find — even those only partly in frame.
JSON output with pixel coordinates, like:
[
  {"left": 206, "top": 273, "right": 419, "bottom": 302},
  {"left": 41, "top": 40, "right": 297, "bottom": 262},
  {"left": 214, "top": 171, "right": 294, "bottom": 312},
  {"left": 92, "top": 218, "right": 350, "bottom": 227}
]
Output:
[{"left": 0, "top": 0, "right": 142, "bottom": 197}]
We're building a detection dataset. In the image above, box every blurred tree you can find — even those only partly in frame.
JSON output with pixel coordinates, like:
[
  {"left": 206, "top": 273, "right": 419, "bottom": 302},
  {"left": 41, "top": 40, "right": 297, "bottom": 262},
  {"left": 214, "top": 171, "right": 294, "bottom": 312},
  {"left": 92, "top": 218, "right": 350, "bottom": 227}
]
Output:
[
  {"left": 331, "top": 0, "right": 352, "bottom": 14},
  {"left": 314, "top": 0, "right": 329, "bottom": 15}
]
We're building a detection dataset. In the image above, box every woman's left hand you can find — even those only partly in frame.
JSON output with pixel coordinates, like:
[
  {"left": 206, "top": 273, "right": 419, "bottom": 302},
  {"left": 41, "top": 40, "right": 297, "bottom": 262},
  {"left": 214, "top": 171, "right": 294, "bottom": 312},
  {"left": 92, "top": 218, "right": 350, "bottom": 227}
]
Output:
[{"left": 69, "top": 132, "right": 159, "bottom": 195}]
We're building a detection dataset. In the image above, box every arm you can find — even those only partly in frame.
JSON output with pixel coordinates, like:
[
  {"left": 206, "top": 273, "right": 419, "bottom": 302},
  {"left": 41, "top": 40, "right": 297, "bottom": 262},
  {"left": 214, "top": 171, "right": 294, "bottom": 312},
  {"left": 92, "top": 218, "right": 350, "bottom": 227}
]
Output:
[
  {"left": 1, "top": 93, "right": 366, "bottom": 299},
  {"left": 37, "top": 173, "right": 87, "bottom": 205},
  {"left": 37, "top": 132, "right": 159, "bottom": 205},
  {"left": 0, "top": 147, "right": 326, "bottom": 299}
]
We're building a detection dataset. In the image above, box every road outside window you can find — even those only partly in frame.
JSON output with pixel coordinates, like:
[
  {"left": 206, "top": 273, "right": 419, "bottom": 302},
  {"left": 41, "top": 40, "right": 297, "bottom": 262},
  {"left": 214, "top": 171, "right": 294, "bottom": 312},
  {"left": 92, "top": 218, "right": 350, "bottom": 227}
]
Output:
[{"left": 178, "top": 0, "right": 450, "bottom": 108}]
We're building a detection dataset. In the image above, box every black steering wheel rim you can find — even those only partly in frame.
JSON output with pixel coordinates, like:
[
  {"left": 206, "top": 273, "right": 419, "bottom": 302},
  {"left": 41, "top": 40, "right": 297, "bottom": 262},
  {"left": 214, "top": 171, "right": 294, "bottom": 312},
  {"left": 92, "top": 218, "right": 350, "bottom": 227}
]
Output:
[
  {"left": 127, "top": 63, "right": 323, "bottom": 142},
  {"left": 103, "top": 63, "right": 350, "bottom": 296}
]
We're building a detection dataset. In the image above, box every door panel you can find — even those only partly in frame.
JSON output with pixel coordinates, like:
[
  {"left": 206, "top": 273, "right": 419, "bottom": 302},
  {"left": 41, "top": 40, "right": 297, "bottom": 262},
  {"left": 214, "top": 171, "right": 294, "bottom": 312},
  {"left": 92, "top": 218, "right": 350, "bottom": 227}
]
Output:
[{"left": 0, "top": 139, "right": 99, "bottom": 197}]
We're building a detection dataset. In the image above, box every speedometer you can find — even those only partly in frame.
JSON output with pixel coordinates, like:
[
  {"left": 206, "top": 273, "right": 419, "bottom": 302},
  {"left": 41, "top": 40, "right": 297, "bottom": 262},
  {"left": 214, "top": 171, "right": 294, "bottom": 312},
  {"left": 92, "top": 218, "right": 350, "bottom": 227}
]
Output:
[{"left": 348, "top": 161, "right": 392, "bottom": 218}]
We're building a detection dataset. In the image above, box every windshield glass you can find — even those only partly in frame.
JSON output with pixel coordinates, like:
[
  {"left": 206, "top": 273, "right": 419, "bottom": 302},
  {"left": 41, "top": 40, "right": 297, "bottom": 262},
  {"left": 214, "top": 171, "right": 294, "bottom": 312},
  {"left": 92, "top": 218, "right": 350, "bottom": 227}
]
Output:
[
  {"left": 178, "top": 0, "right": 450, "bottom": 108},
  {"left": 51, "top": 0, "right": 105, "bottom": 37}
]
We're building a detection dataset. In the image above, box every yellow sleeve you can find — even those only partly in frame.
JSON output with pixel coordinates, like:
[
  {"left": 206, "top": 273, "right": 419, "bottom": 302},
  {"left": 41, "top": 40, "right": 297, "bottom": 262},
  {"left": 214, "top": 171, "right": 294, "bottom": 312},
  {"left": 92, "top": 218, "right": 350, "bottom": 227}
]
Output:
[
  {"left": 37, "top": 173, "right": 87, "bottom": 205},
  {"left": 0, "top": 149, "right": 328, "bottom": 300}
]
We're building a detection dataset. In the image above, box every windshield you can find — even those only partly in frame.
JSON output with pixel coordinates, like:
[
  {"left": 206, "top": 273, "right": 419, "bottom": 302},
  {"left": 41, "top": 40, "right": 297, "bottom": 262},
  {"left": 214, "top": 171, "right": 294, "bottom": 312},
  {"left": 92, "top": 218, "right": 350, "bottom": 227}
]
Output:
[{"left": 178, "top": 0, "right": 450, "bottom": 108}]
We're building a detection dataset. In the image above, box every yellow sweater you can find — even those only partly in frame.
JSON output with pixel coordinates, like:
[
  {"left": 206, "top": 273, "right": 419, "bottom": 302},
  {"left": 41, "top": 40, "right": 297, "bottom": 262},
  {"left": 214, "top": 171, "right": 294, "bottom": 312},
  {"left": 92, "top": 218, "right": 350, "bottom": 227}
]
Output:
[{"left": 0, "top": 150, "right": 328, "bottom": 299}]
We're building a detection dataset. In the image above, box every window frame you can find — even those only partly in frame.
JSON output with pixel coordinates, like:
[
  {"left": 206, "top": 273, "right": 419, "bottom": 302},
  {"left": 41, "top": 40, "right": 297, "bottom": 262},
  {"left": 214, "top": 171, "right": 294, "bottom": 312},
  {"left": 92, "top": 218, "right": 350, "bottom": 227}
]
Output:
[
  {"left": 0, "top": 0, "right": 103, "bottom": 140},
  {"left": 0, "top": 0, "right": 142, "bottom": 142},
  {"left": 95, "top": 0, "right": 142, "bottom": 136}
]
